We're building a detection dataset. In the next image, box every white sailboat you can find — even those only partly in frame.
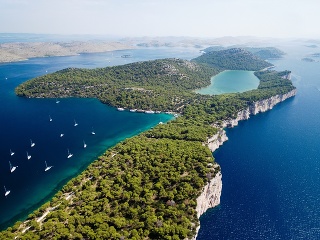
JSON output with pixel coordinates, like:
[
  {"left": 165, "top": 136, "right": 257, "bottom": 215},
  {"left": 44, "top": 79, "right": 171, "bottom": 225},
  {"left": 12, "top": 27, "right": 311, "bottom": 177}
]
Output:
[
  {"left": 67, "top": 149, "right": 73, "bottom": 158},
  {"left": 49, "top": 115, "right": 53, "bottom": 122},
  {"left": 60, "top": 133, "right": 64, "bottom": 137},
  {"left": 83, "top": 140, "right": 87, "bottom": 148},
  {"left": 10, "top": 149, "right": 15, "bottom": 156},
  {"left": 91, "top": 127, "right": 95, "bottom": 135},
  {"left": 27, "top": 151, "right": 31, "bottom": 160},
  {"left": 30, "top": 139, "right": 35, "bottom": 147},
  {"left": 74, "top": 119, "right": 78, "bottom": 127},
  {"left": 4, "top": 186, "right": 10, "bottom": 197},
  {"left": 9, "top": 161, "right": 17, "bottom": 173},
  {"left": 44, "top": 161, "right": 53, "bottom": 171}
]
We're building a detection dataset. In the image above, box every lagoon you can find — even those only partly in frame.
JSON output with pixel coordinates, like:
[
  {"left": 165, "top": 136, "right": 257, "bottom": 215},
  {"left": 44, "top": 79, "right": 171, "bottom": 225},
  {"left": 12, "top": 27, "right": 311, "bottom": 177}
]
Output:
[{"left": 196, "top": 70, "right": 260, "bottom": 95}]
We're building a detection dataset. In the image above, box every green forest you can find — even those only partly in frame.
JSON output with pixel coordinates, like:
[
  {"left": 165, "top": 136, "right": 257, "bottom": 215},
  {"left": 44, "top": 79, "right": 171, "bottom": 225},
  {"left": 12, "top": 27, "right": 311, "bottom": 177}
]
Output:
[
  {"left": 202, "top": 46, "right": 285, "bottom": 60},
  {"left": 1, "top": 49, "right": 296, "bottom": 239}
]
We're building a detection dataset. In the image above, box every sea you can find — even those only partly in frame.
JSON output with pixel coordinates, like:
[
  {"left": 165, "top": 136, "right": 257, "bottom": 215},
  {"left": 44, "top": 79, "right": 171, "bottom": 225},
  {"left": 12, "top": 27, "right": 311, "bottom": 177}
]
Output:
[
  {"left": 1, "top": 34, "right": 320, "bottom": 240},
  {"left": 197, "top": 43, "right": 320, "bottom": 239},
  {"left": 0, "top": 36, "right": 200, "bottom": 229}
]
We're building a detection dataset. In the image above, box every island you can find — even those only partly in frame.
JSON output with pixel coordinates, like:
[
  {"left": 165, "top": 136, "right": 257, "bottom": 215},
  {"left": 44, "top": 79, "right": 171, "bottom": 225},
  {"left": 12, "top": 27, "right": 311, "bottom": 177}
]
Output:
[
  {"left": 0, "top": 41, "right": 134, "bottom": 63},
  {"left": 302, "top": 57, "right": 316, "bottom": 62},
  {"left": 1, "top": 48, "right": 296, "bottom": 239},
  {"left": 201, "top": 46, "right": 285, "bottom": 60}
]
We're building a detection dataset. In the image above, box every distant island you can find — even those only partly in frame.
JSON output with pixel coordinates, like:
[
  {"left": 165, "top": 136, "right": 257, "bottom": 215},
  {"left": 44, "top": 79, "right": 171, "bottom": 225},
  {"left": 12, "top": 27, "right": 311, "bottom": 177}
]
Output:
[
  {"left": 202, "top": 46, "right": 285, "bottom": 60},
  {"left": 309, "top": 53, "right": 320, "bottom": 58},
  {"left": 1, "top": 48, "right": 296, "bottom": 239},
  {"left": 302, "top": 57, "right": 316, "bottom": 62},
  {"left": 0, "top": 41, "right": 134, "bottom": 63},
  {"left": 305, "top": 44, "right": 318, "bottom": 48}
]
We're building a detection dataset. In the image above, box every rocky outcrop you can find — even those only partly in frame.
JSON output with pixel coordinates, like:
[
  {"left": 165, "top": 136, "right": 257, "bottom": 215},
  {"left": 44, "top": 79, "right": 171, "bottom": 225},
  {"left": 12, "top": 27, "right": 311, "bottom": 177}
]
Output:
[
  {"left": 222, "top": 89, "right": 297, "bottom": 128},
  {"left": 196, "top": 170, "right": 222, "bottom": 218},
  {"left": 206, "top": 130, "right": 228, "bottom": 152},
  {"left": 192, "top": 89, "right": 297, "bottom": 239},
  {"left": 249, "top": 89, "right": 296, "bottom": 115},
  {"left": 190, "top": 169, "right": 222, "bottom": 240}
]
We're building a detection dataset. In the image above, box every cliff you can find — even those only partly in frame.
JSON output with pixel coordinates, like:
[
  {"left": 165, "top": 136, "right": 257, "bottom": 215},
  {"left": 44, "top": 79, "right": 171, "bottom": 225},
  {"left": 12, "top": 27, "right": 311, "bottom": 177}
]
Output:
[
  {"left": 206, "top": 130, "right": 228, "bottom": 152},
  {"left": 223, "top": 89, "right": 297, "bottom": 128},
  {"left": 193, "top": 88, "right": 297, "bottom": 239}
]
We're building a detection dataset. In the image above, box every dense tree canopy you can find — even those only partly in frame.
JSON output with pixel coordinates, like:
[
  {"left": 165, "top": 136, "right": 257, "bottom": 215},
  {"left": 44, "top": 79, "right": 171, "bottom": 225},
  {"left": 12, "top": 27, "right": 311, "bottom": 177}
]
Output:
[
  {"left": 202, "top": 46, "right": 285, "bottom": 60},
  {"left": 192, "top": 48, "right": 273, "bottom": 71},
  {"left": 1, "top": 48, "right": 296, "bottom": 239}
]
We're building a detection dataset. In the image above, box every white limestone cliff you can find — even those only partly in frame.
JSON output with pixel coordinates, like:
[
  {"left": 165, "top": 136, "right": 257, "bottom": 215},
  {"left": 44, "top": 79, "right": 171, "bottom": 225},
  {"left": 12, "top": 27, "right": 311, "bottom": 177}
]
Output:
[
  {"left": 221, "top": 89, "right": 297, "bottom": 128},
  {"left": 206, "top": 130, "right": 228, "bottom": 152},
  {"left": 191, "top": 89, "right": 296, "bottom": 239}
]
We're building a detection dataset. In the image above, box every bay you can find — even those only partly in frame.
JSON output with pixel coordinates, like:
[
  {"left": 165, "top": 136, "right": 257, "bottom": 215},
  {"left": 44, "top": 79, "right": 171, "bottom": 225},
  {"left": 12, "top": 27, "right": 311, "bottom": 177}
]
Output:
[
  {"left": 195, "top": 70, "right": 260, "bottom": 95},
  {"left": 197, "top": 43, "right": 320, "bottom": 239},
  {"left": 0, "top": 46, "right": 200, "bottom": 229}
]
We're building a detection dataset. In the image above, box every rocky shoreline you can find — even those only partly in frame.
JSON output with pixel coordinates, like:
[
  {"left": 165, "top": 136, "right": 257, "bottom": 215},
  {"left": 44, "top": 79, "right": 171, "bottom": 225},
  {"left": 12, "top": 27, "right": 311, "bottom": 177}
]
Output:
[{"left": 192, "top": 88, "right": 297, "bottom": 239}]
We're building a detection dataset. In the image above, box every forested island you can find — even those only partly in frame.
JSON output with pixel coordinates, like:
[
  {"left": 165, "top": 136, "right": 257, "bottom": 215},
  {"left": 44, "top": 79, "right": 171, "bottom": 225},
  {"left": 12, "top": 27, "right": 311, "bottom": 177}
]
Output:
[
  {"left": 202, "top": 46, "right": 285, "bottom": 60},
  {"left": 1, "top": 48, "right": 296, "bottom": 239}
]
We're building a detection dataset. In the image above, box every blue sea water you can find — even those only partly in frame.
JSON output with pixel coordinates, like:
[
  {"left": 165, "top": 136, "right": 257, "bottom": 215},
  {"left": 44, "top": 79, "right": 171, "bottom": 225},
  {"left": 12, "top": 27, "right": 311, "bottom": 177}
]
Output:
[
  {"left": 0, "top": 45, "right": 200, "bottom": 229},
  {"left": 196, "top": 70, "right": 260, "bottom": 95},
  {"left": 197, "top": 43, "right": 320, "bottom": 239}
]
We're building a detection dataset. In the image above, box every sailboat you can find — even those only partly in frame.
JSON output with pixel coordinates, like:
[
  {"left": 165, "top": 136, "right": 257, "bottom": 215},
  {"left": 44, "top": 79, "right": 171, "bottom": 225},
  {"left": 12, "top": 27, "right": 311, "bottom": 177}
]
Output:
[
  {"left": 30, "top": 139, "right": 35, "bottom": 147},
  {"left": 27, "top": 151, "right": 31, "bottom": 160},
  {"left": 44, "top": 161, "right": 53, "bottom": 171},
  {"left": 4, "top": 186, "right": 10, "bottom": 197},
  {"left": 55, "top": 98, "right": 60, "bottom": 104},
  {"left": 83, "top": 140, "right": 87, "bottom": 148},
  {"left": 10, "top": 149, "right": 15, "bottom": 156},
  {"left": 74, "top": 119, "right": 78, "bottom": 127},
  {"left": 60, "top": 133, "right": 64, "bottom": 137},
  {"left": 91, "top": 127, "right": 95, "bottom": 135},
  {"left": 49, "top": 115, "right": 53, "bottom": 122},
  {"left": 9, "top": 161, "right": 17, "bottom": 173},
  {"left": 67, "top": 149, "right": 73, "bottom": 158}
]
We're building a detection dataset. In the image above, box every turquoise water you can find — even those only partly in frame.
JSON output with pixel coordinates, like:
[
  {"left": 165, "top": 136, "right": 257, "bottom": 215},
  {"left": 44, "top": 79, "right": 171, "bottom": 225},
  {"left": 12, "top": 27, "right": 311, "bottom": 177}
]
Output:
[
  {"left": 196, "top": 70, "right": 260, "bottom": 95},
  {"left": 198, "top": 44, "right": 320, "bottom": 239},
  {"left": 0, "top": 45, "right": 200, "bottom": 229}
]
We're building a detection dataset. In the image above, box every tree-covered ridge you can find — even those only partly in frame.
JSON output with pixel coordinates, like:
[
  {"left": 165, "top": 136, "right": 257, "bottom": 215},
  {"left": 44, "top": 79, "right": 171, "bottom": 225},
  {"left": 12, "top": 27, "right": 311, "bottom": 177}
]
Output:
[
  {"left": 202, "top": 46, "right": 285, "bottom": 59},
  {"left": 15, "top": 48, "right": 275, "bottom": 112},
  {"left": 192, "top": 48, "right": 273, "bottom": 71},
  {"left": 15, "top": 59, "right": 219, "bottom": 112},
  {"left": 0, "top": 124, "right": 219, "bottom": 240}
]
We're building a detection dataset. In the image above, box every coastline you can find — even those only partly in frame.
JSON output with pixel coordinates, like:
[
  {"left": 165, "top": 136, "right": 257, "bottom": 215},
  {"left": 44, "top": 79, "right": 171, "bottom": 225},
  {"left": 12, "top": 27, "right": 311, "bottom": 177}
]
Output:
[
  {"left": 0, "top": 41, "right": 134, "bottom": 63},
  {"left": 1, "top": 47, "right": 298, "bottom": 239},
  {"left": 192, "top": 88, "right": 297, "bottom": 239}
]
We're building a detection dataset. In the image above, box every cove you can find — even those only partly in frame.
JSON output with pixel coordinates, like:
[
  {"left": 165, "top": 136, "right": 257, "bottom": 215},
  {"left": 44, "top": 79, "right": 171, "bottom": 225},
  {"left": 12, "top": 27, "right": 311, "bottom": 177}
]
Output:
[
  {"left": 196, "top": 70, "right": 260, "bottom": 95},
  {"left": 0, "top": 46, "right": 200, "bottom": 229}
]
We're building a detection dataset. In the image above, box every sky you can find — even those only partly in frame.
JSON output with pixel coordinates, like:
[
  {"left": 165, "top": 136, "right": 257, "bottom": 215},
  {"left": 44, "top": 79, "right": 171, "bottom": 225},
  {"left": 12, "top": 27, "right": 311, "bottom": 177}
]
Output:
[{"left": 1, "top": 0, "right": 319, "bottom": 39}]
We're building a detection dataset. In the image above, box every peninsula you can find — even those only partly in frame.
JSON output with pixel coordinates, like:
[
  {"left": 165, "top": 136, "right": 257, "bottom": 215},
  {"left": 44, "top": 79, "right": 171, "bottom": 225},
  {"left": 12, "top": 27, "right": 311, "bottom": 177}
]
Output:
[{"left": 1, "top": 48, "right": 296, "bottom": 239}]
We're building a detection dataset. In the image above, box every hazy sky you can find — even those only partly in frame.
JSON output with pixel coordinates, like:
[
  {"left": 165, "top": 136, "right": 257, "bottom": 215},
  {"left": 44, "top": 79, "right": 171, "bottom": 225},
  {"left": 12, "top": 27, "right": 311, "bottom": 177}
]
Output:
[{"left": 1, "top": 0, "right": 319, "bottom": 38}]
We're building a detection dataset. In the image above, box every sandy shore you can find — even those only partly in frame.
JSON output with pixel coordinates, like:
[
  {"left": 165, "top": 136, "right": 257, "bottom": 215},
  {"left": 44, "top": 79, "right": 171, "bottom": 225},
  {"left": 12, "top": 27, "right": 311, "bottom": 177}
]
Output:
[{"left": 0, "top": 41, "right": 134, "bottom": 63}]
